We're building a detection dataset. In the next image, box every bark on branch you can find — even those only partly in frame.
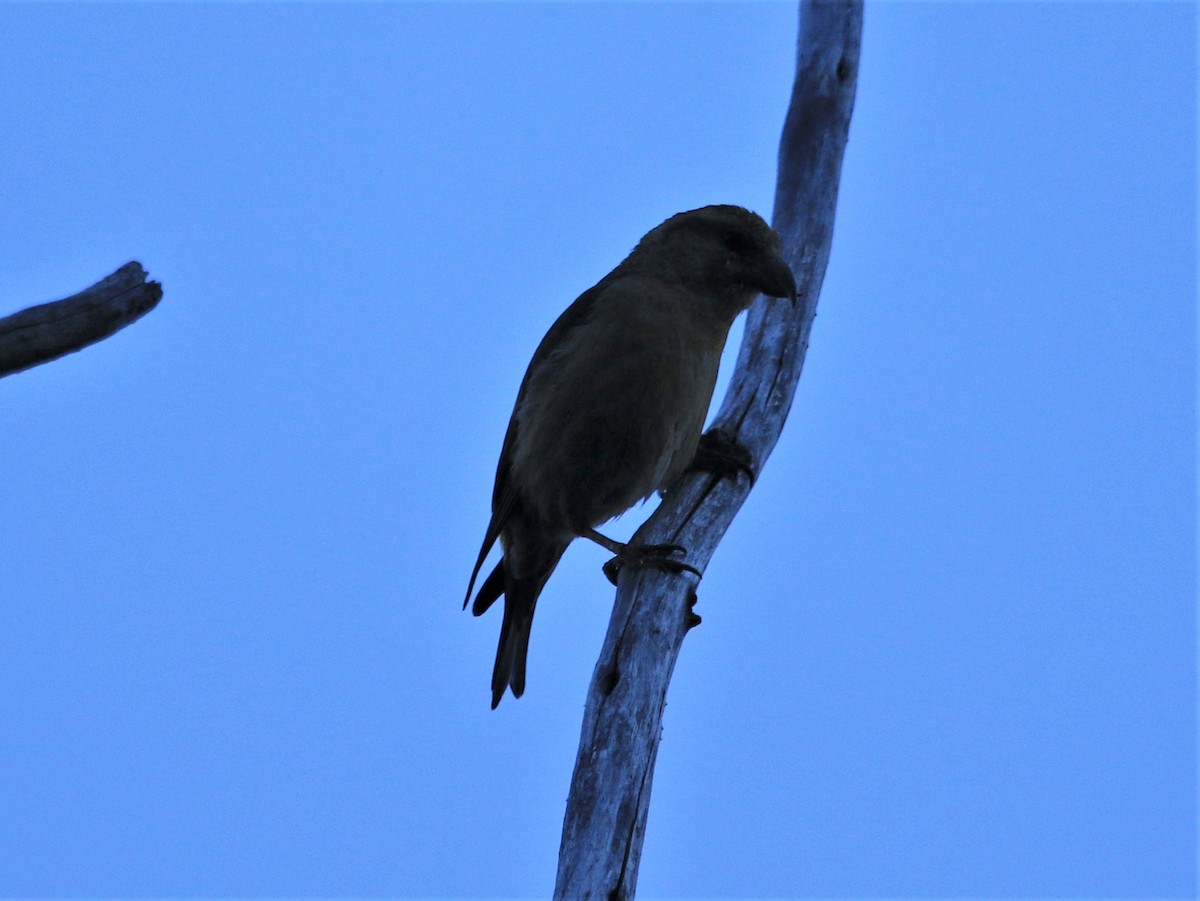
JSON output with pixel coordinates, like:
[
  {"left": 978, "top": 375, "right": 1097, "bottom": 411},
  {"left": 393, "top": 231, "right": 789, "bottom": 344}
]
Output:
[
  {"left": 0, "top": 262, "right": 162, "bottom": 378},
  {"left": 554, "top": 3, "right": 863, "bottom": 898}
]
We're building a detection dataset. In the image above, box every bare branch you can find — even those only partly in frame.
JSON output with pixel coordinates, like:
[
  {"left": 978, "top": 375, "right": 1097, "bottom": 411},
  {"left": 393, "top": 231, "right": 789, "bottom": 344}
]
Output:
[
  {"left": 0, "top": 262, "right": 163, "bottom": 378},
  {"left": 554, "top": 2, "right": 863, "bottom": 898}
]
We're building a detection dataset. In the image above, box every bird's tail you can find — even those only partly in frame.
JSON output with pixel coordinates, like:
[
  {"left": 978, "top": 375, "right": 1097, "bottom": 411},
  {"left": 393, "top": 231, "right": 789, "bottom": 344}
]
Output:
[
  {"left": 490, "top": 574, "right": 540, "bottom": 709},
  {"left": 471, "top": 547, "right": 565, "bottom": 708}
]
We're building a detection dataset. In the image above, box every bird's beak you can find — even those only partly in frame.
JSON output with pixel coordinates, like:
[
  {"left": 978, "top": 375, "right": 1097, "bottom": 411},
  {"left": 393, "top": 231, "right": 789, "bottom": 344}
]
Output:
[{"left": 755, "top": 254, "right": 798, "bottom": 306}]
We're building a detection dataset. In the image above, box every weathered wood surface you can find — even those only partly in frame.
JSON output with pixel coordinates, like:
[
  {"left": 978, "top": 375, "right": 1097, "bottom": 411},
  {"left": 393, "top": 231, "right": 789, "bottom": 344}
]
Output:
[
  {"left": 0, "top": 262, "right": 162, "bottom": 378},
  {"left": 554, "top": 2, "right": 863, "bottom": 898}
]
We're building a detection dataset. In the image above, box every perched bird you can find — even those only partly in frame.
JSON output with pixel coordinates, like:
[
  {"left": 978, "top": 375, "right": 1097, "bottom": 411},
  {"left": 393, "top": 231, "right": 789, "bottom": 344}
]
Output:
[{"left": 465, "top": 205, "right": 796, "bottom": 708}]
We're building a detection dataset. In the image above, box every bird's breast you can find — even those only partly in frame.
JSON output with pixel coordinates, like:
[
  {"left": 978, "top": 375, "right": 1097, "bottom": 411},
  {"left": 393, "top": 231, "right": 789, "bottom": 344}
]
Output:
[{"left": 510, "top": 296, "right": 727, "bottom": 534}]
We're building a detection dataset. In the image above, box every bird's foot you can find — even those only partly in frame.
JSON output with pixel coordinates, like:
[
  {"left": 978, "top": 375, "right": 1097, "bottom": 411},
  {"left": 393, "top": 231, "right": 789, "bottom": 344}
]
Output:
[
  {"left": 602, "top": 542, "right": 700, "bottom": 587},
  {"left": 691, "top": 427, "right": 756, "bottom": 484}
]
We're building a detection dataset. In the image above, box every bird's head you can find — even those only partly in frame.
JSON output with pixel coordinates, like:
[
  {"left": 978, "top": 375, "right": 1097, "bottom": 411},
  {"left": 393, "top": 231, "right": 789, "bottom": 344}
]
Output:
[{"left": 635, "top": 205, "right": 798, "bottom": 319}]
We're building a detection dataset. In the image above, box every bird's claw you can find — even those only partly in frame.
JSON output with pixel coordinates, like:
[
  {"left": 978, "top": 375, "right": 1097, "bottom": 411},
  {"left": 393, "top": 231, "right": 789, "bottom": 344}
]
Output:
[
  {"left": 691, "top": 427, "right": 756, "bottom": 484},
  {"left": 603, "top": 542, "right": 700, "bottom": 586}
]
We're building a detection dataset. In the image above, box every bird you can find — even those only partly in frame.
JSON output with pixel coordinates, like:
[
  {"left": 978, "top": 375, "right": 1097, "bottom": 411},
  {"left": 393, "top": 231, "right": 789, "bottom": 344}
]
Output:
[{"left": 465, "top": 204, "right": 797, "bottom": 708}]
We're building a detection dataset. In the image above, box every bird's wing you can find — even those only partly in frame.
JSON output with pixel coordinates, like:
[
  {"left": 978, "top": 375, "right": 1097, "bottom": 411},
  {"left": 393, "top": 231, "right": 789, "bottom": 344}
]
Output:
[
  {"left": 464, "top": 276, "right": 611, "bottom": 609},
  {"left": 492, "top": 277, "right": 610, "bottom": 507}
]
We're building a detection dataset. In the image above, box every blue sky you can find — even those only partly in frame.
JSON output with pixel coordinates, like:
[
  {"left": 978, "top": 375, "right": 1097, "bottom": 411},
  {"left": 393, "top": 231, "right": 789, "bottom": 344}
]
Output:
[{"left": 0, "top": 3, "right": 1194, "bottom": 898}]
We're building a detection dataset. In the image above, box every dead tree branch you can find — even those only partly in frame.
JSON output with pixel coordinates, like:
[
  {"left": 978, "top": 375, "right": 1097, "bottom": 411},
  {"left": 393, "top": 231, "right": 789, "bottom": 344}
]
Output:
[
  {"left": 0, "top": 262, "right": 163, "bottom": 378},
  {"left": 554, "top": 2, "right": 863, "bottom": 898}
]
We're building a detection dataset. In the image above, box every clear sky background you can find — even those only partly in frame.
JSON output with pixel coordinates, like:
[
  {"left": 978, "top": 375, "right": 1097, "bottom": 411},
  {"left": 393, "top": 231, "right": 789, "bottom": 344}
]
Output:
[{"left": 0, "top": 3, "right": 1194, "bottom": 899}]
